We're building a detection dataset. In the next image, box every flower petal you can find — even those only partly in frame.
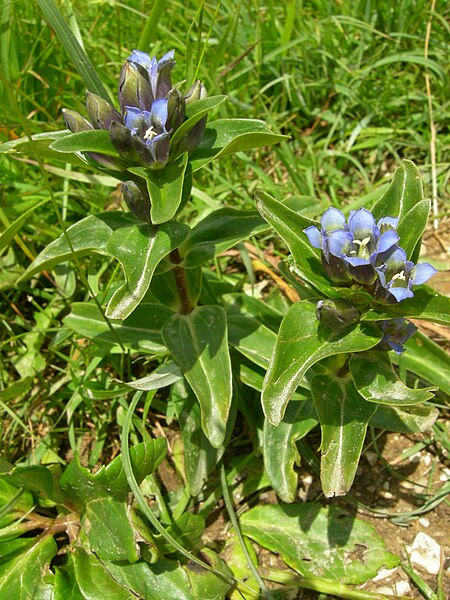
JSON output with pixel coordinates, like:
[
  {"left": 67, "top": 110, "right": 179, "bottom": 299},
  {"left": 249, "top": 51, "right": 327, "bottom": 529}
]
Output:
[
  {"left": 377, "top": 216, "right": 398, "bottom": 231},
  {"left": 328, "top": 229, "right": 352, "bottom": 257},
  {"left": 377, "top": 229, "right": 399, "bottom": 254},
  {"left": 150, "top": 98, "right": 169, "bottom": 131},
  {"left": 348, "top": 208, "right": 377, "bottom": 240},
  {"left": 128, "top": 50, "right": 152, "bottom": 70},
  {"left": 410, "top": 262, "right": 438, "bottom": 285},
  {"left": 321, "top": 207, "right": 346, "bottom": 233},
  {"left": 303, "top": 226, "right": 322, "bottom": 249},
  {"left": 388, "top": 286, "right": 414, "bottom": 302},
  {"left": 124, "top": 106, "right": 144, "bottom": 130}
]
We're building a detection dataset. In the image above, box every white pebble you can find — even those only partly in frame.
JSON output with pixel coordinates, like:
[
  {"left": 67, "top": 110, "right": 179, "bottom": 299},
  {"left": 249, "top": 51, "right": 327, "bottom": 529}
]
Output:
[
  {"left": 394, "top": 580, "right": 412, "bottom": 595},
  {"left": 365, "top": 450, "right": 378, "bottom": 467},
  {"left": 418, "top": 517, "right": 430, "bottom": 528},
  {"left": 406, "top": 532, "right": 442, "bottom": 575},
  {"left": 372, "top": 567, "right": 398, "bottom": 582}
]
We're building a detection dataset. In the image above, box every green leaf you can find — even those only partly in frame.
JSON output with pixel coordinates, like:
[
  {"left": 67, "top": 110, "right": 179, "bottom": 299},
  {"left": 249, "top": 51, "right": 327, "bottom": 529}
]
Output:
[
  {"left": 0, "top": 199, "right": 50, "bottom": 257},
  {"left": 185, "top": 547, "right": 233, "bottom": 600},
  {"left": 227, "top": 314, "right": 277, "bottom": 369},
  {"left": 363, "top": 286, "right": 450, "bottom": 326},
  {"left": 72, "top": 548, "right": 130, "bottom": 599},
  {"left": 262, "top": 301, "right": 382, "bottom": 425},
  {"left": 224, "top": 292, "right": 284, "bottom": 332},
  {"left": 222, "top": 534, "right": 260, "bottom": 600},
  {"left": 371, "top": 160, "right": 424, "bottom": 222},
  {"left": 396, "top": 199, "right": 430, "bottom": 261},
  {"left": 122, "top": 362, "right": 183, "bottom": 390},
  {"left": 50, "top": 130, "right": 119, "bottom": 157},
  {"left": 240, "top": 503, "right": 399, "bottom": 584},
  {"left": 83, "top": 497, "right": 140, "bottom": 562},
  {"left": 162, "top": 306, "right": 232, "bottom": 448},
  {"left": 181, "top": 209, "right": 268, "bottom": 268},
  {"left": 350, "top": 352, "right": 435, "bottom": 406},
  {"left": 129, "top": 153, "right": 189, "bottom": 225},
  {"left": 60, "top": 439, "right": 166, "bottom": 505},
  {"left": 369, "top": 403, "right": 438, "bottom": 433},
  {"left": 101, "top": 556, "right": 195, "bottom": 600},
  {"left": 176, "top": 383, "right": 234, "bottom": 496},
  {"left": 311, "top": 375, "right": 377, "bottom": 497},
  {"left": 37, "top": 0, "right": 112, "bottom": 102},
  {"left": 0, "top": 535, "right": 57, "bottom": 597},
  {"left": 64, "top": 301, "right": 172, "bottom": 354},
  {"left": 156, "top": 512, "right": 205, "bottom": 553},
  {"left": 189, "top": 119, "right": 288, "bottom": 171},
  {"left": 0, "top": 130, "right": 86, "bottom": 167},
  {"left": 18, "top": 212, "right": 190, "bottom": 320},
  {"left": 53, "top": 556, "right": 83, "bottom": 599},
  {"left": 255, "top": 191, "right": 337, "bottom": 298},
  {"left": 1, "top": 465, "right": 54, "bottom": 500},
  {"left": 263, "top": 399, "right": 318, "bottom": 502},
  {"left": 396, "top": 331, "right": 450, "bottom": 396},
  {"left": 171, "top": 95, "right": 227, "bottom": 150}
]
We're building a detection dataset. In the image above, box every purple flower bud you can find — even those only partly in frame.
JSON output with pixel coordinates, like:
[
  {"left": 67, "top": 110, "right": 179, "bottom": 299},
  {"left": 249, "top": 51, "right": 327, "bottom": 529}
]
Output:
[
  {"left": 121, "top": 180, "right": 151, "bottom": 221},
  {"left": 166, "top": 88, "right": 186, "bottom": 132},
  {"left": 62, "top": 109, "right": 93, "bottom": 133},
  {"left": 127, "top": 50, "right": 175, "bottom": 100},
  {"left": 378, "top": 318, "right": 417, "bottom": 354},
  {"left": 316, "top": 299, "right": 359, "bottom": 332},
  {"left": 185, "top": 80, "right": 207, "bottom": 105},
  {"left": 85, "top": 92, "right": 123, "bottom": 130},
  {"left": 118, "top": 62, "right": 153, "bottom": 113}
]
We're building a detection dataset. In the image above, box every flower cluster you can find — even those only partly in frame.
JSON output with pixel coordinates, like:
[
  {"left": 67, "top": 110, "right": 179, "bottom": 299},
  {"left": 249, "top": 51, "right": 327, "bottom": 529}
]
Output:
[
  {"left": 62, "top": 50, "right": 207, "bottom": 172},
  {"left": 304, "top": 206, "right": 437, "bottom": 353},
  {"left": 304, "top": 207, "right": 436, "bottom": 302}
]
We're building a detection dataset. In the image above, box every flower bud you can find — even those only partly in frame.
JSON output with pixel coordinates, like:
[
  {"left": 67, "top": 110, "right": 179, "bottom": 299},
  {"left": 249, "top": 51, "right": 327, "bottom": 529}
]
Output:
[
  {"left": 316, "top": 299, "right": 359, "bottom": 332},
  {"left": 118, "top": 62, "right": 153, "bottom": 113},
  {"left": 166, "top": 89, "right": 186, "bottom": 132},
  {"left": 109, "top": 122, "right": 139, "bottom": 162},
  {"left": 121, "top": 180, "right": 151, "bottom": 221},
  {"left": 62, "top": 109, "right": 93, "bottom": 133},
  {"left": 177, "top": 117, "right": 206, "bottom": 154},
  {"left": 86, "top": 92, "right": 123, "bottom": 130},
  {"left": 184, "top": 80, "right": 207, "bottom": 105}
]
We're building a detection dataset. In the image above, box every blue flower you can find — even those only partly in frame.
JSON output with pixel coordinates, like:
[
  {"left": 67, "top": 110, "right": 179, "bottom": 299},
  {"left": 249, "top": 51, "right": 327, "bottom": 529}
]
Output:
[
  {"left": 379, "top": 318, "right": 417, "bottom": 354},
  {"left": 375, "top": 246, "right": 437, "bottom": 302},
  {"left": 304, "top": 207, "right": 399, "bottom": 285},
  {"left": 63, "top": 49, "right": 208, "bottom": 172}
]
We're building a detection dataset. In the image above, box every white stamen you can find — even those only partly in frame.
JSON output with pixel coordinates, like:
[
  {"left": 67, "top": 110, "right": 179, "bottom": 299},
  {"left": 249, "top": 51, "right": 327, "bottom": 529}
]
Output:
[
  {"left": 353, "top": 236, "right": 371, "bottom": 248},
  {"left": 391, "top": 270, "right": 406, "bottom": 282},
  {"left": 144, "top": 126, "right": 157, "bottom": 141}
]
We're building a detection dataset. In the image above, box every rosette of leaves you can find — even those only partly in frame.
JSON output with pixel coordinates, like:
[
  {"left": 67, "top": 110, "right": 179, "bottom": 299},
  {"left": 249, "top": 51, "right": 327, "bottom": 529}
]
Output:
[{"left": 256, "top": 160, "right": 450, "bottom": 499}]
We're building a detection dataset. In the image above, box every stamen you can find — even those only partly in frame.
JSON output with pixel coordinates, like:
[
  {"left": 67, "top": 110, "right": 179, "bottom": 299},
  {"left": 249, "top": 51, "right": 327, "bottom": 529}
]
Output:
[
  {"left": 144, "top": 126, "right": 157, "bottom": 141},
  {"left": 391, "top": 270, "right": 406, "bottom": 282},
  {"left": 352, "top": 236, "right": 371, "bottom": 259}
]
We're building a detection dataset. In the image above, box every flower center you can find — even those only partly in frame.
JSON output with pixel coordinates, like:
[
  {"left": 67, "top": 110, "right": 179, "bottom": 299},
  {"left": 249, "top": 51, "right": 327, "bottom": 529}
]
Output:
[
  {"left": 143, "top": 126, "right": 157, "bottom": 141},
  {"left": 391, "top": 270, "right": 406, "bottom": 283},
  {"left": 352, "top": 236, "right": 371, "bottom": 259}
]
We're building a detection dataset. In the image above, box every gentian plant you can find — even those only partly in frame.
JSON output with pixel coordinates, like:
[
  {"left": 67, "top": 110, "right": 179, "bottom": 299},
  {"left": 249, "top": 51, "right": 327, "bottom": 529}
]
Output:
[{"left": 2, "top": 34, "right": 450, "bottom": 600}]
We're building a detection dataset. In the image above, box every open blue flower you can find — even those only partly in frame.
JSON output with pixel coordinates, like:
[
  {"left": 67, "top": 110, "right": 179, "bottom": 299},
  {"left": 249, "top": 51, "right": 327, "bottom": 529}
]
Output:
[
  {"left": 379, "top": 318, "right": 417, "bottom": 354},
  {"left": 375, "top": 246, "right": 437, "bottom": 302},
  {"left": 304, "top": 207, "right": 399, "bottom": 285}
]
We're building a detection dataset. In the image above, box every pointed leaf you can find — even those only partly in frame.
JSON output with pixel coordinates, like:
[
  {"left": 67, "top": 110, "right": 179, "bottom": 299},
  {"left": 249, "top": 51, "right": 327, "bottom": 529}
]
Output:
[
  {"left": 372, "top": 160, "right": 424, "bottom": 222},
  {"left": 156, "top": 512, "right": 205, "bottom": 553},
  {"left": 162, "top": 306, "right": 232, "bottom": 448},
  {"left": 395, "top": 331, "right": 450, "bottom": 396},
  {"left": 64, "top": 301, "right": 172, "bottom": 354},
  {"left": 181, "top": 209, "right": 268, "bottom": 267},
  {"left": 263, "top": 399, "right": 318, "bottom": 502},
  {"left": 171, "top": 95, "right": 227, "bottom": 149},
  {"left": 189, "top": 119, "right": 288, "bottom": 171},
  {"left": 18, "top": 212, "right": 190, "bottom": 320},
  {"left": 240, "top": 503, "right": 399, "bottom": 584},
  {"left": 396, "top": 199, "right": 430, "bottom": 261},
  {"left": 50, "top": 129, "right": 119, "bottom": 157},
  {"left": 227, "top": 314, "right": 277, "bottom": 369},
  {"left": 369, "top": 403, "right": 438, "bottom": 433},
  {"left": 350, "top": 352, "right": 435, "bottom": 406},
  {"left": 363, "top": 286, "right": 450, "bottom": 326},
  {"left": 122, "top": 362, "right": 182, "bottom": 390},
  {"left": 311, "top": 375, "right": 377, "bottom": 497},
  {"left": 129, "top": 152, "right": 189, "bottom": 225},
  {"left": 262, "top": 301, "right": 382, "bottom": 425},
  {"left": 0, "top": 130, "right": 86, "bottom": 166},
  {"left": 255, "top": 191, "right": 337, "bottom": 298}
]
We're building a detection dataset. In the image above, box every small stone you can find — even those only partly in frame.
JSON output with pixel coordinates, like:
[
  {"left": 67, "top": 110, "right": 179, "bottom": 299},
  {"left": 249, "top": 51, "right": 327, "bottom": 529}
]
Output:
[
  {"left": 419, "top": 517, "right": 430, "bottom": 528},
  {"left": 406, "top": 532, "right": 442, "bottom": 575},
  {"left": 423, "top": 454, "right": 432, "bottom": 466},
  {"left": 378, "top": 490, "right": 393, "bottom": 499},
  {"left": 382, "top": 481, "right": 390, "bottom": 491},
  {"left": 377, "top": 586, "right": 395, "bottom": 596},
  {"left": 409, "top": 454, "right": 421, "bottom": 463},
  {"left": 394, "top": 580, "right": 411, "bottom": 595},
  {"left": 365, "top": 450, "right": 378, "bottom": 467},
  {"left": 372, "top": 567, "right": 398, "bottom": 582}
]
